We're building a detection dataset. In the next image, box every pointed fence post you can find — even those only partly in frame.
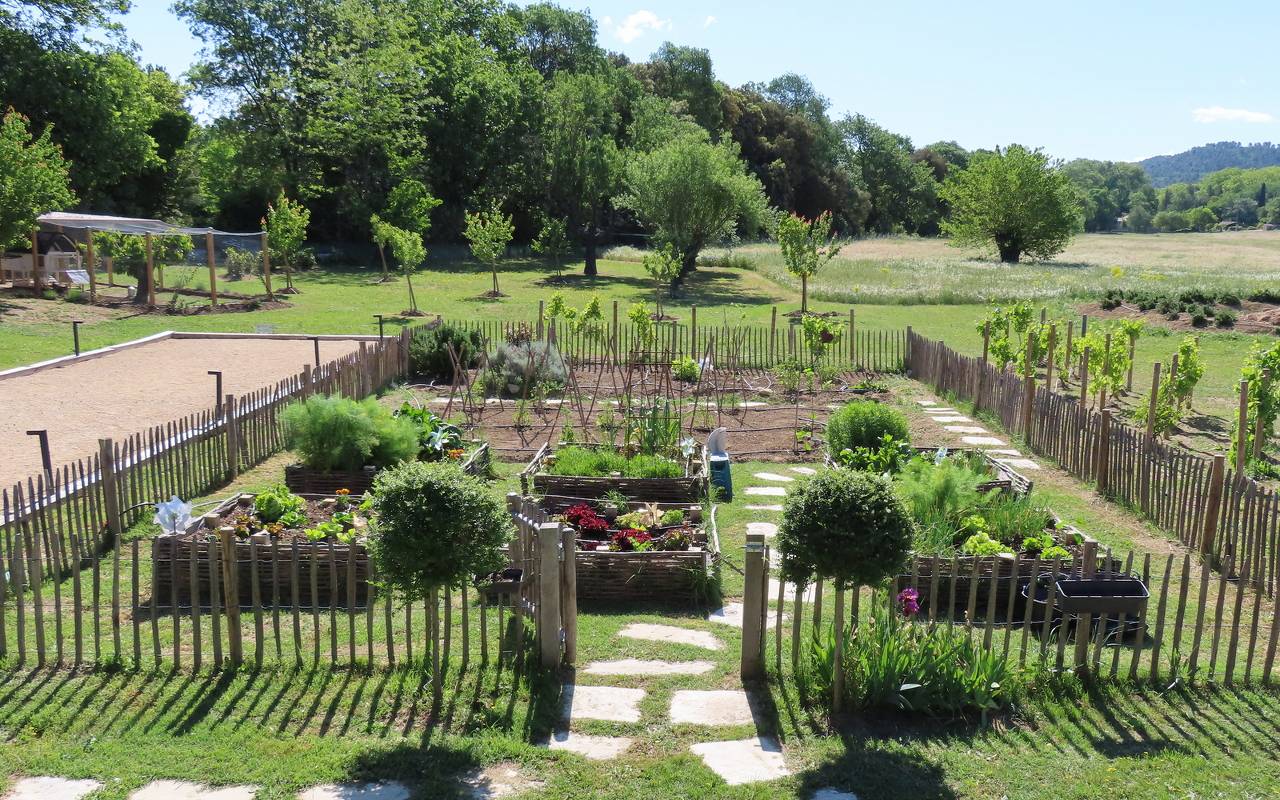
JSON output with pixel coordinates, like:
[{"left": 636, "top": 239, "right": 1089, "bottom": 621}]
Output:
[
  {"left": 741, "top": 532, "right": 767, "bottom": 679},
  {"left": 1201, "top": 455, "right": 1226, "bottom": 557}
]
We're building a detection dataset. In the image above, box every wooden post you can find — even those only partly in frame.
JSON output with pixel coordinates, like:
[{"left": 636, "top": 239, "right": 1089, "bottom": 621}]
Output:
[
  {"left": 97, "top": 439, "right": 123, "bottom": 545},
  {"left": 1254, "top": 369, "right": 1273, "bottom": 460},
  {"left": 106, "top": 256, "right": 114, "bottom": 287},
  {"left": 260, "top": 232, "right": 273, "bottom": 299},
  {"left": 206, "top": 231, "right": 218, "bottom": 307},
  {"left": 144, "top": 233, "right": 156, "bottom": 306},
  {"left": 1096, "top": 410, "right": 1112, "bottom": 493},
  {"left": 1079, "top": 347, "right": 1090, "bottom": 404},
  {"left": 848, "top": 308, "right": 856, "bottom": 365},
  {"left": 1063, "top": 321, "right": 1074, "bottom": 381},
  {"left": 219, "top": 527, "right": 243, "bottom": 666},
  {"left": 1126, "top": 331, "right": 1137, "bottom": 391},
  {"left": 1021, "top": 330, "right": 1036, "bottom": 437},
  {"left": 1201, "top": 456, "right": 1226, "bottom": 556},
  {"left": 740, "top": 532, "right": 767, "bottom": 679},
  {"left": 832, "top": 585, "right": 846, "bottom": 713},
  {"left": 976, "top": 321, "right": 990, "bottom": 409},
  {"left": 85, "top": 232, "right": 97, "bottom": 303},
  {"left": 611, "top": 300, "right": 619, "bottom": 347},
  {"left": 559, "top": 524, "right": 577, "bottom": 665},
  {"left": 224, "top": 394, "right": 239, "bottom": 480},
  {"left": 537, "top": 522, "right": 562, "bottom": 668},
  {"left": 1236, "top": 379, "right": 1250, "bottom": 474},
  {"left": 31, "top": 229, "right": 41, "bottom": 292},
  {"left": 537, "top": 300, "right": 544, "bottom": 340},
  {"left": 769, "top": 306, "right": 778, "bottom": 363},
  {"left": 1045, "top": 324, "right": 1057, "bottom": 394},
  {"left": 1146, "top": 363, "right": 1162, "bottom": 439},
  {"left": 1099, "top": 333, "right": 1112, "bottom": 409}
]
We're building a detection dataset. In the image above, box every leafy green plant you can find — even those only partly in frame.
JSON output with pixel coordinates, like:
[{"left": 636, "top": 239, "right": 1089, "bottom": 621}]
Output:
[
  {"left": 465, "top": 202, "right": 515, "bottom": 297},
  {"left": 282, "top": 395, "right": 419, "bottom": 472},
  {"left": 278, "top": 509, "right": 308, "bottom": 529},
  {"left": 659, "top": 509, "right": 686, "bottom": 526},
  {"left": 671, "top": 355, "right": 700, "bottom": 383},
  {"left": 253, "top": 485, "right": 305, "bottom": 524},
  {"left": 826, "top": 400, "right": 910, "bottom": 459},
  {"left": 836, "top": 434, "right": 914, "bottom": 475},
  {"left": 1041, "top": 545, "right": 1070, "bottom": 560},
  {"left": 394, "top": 402, "right": 464, "bottom": 461},
  {"left": 623, "top": 400, "right": 682, "bottom": 456},
  {"left": 1231, "top": 340, "right": 1280, "bottom": 466},
  {"left": 960, "top": 530, "right": 1010, "bottom": 556},
  {"left": 304, "top": 521, "right": 343, "bottom": 541},
  {"left": 544, "top": 446, "right": 683, "bottom": 479},
  {"left": 408, "top": 322, "right": 485, "bottom": 381},
  {"left": 484, "top": 341, "right": 567, "bottom": 398},
  {"left": 801, "top": 314, "right": 843, "bottom": 366},
  {"left": 777, "top": 210, "right": 841, "bottom": 313},
  {"left": 980, "top": 494, "right": 1052, "bottom": 545}
]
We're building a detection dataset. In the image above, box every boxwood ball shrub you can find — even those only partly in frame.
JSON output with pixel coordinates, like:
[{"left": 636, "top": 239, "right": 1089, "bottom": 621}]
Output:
[
  {"left": 408, "top": 322, "right": 485, "bottom": 381},
  {"left": 369, "top": 462, "right": 513, "bottom": 599},
  {"left": 778, "top": 468, "right": 914, "bottom": 588},
  {"left": 282, "top": 395, "right": 419, "bottom": 472},
  {"left": 826, "top": 400, "right": 910, "bottom": 458}
]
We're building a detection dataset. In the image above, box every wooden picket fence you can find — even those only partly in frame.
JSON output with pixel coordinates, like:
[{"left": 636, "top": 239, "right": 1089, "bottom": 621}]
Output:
[
  {"left": 1, "top": 334, "right": 408, "bottom": 583},
  {"left": 742, "top": 536, "right": 1280, "bottom": 687},
  {"left": 907, "top": 331, "right": 1280, "bottom": 596},
  {"left": 0, "top": 490, "right": 574, "bottom": 672},
  {"left": 447, "top": 310, "right": 907, "bottom": 373}
]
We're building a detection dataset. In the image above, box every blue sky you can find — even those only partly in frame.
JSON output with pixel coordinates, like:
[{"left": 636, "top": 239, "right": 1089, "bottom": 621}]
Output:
[{"left": 122, "top": 0, "right": 1279, "bottom": 162}]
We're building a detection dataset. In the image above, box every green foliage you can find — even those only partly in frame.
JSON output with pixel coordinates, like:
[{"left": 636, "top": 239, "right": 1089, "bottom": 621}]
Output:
[
  {"left": 622, "top": 400, "right": 684, "bottom": 457},
  {"left": 825, "top": 400, "right": 910, "bottom": 459},
  {"left": 220, "top": 245, "right": 260, "bottom": 280},
  {"left": 980, "top": 494, "right": 1052, "bottom": 545},
  {"left": 894, "top": 454, "right": 988, "bottom": 552},
  {"left": 531, "top": 216, "right": 571, "bottom": 274},
  {"left": 264, "top": 192, "right": 310, "bottom": 284},
  {"left": 408, "top": 322, "right": 485, "bottom": 381},
  {"left": 1070, "top": 327, "right": 1130, "bottom": 399},
  {"left": 800, "top": 314, "right": 843, "bottom": 366},
  {"left": 642, "top": 243, "right": 681, "bottom": 311},
  {"left": 368, "top": 462, "right": 512, "bottom": 598},
  {"left": 0, "top": 109, "right": 75, "bottom": 250},
  {"left": 941, "top": 144, "right": 1081, "bottom": 263},
  {"left": 961, "top": 530, "right": 1011, "bottom": 556},
  {"left": 671, "top": 355, "right": 700, "bottom": 383},
  {"left": 393, "top": 402, "right": 464, "bottom": 462},
  {"left": 778, "top": 469, "right": 914, "bottom": 588},
  {"left": 481, "top": 340, "right": 567, "bottom": 398},
  {"left": 836, "top": 113, "right": 938, "bottom": 234},
  {"left": 1231, "top": 341, "right": 1280, "bottom": 465},
  {"left": 543, "top": 446, "right": 682, "bottom": 478},
  {"left": 281, "top": 395, "right": 418, "bottom": 472},
  {"left": 253, "top": 484, "right": 306, "bottom": 524},
  {"left": 465, "top": 203, "right": 514, "bottom": 296},
  {"left": 371, "top": 213, "right": 427, "bottom": 312},
  {"left": 616, "top": 133, "right": 770, "bottom": 287},
  {"left": 836, "top": 434, "right": 913, "bottom": 475},
  {"left": 777, "top": 211, "right": 841, "bottom": 311}
]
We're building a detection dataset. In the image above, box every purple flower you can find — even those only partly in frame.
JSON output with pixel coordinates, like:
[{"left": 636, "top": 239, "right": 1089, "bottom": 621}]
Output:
[{"left": 897, "top": 588, "right": 920, "bottom": 618}]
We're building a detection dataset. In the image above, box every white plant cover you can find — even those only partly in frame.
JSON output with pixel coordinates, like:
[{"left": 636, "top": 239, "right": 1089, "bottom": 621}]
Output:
[{"left": 154, "top": 495, "right": 193, "bottom": 535}]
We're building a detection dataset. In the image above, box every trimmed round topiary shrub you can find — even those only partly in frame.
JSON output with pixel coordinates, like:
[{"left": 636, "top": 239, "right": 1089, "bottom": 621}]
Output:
[
  {"left": 778, "top": 468, "right": 914, "bottom": 588},
  {"left": 409, "top": 321, "right": 485, "bottom": 381},
  {"left": 368, "top": 461, "right": 513, "bottom": 599},
  {"left": 825, "top": 400, "right": 910, "bottom": 458}
]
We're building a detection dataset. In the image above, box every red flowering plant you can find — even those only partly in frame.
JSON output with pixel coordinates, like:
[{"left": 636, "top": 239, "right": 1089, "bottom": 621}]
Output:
[
  {"left": 611, "top": 529, "right": 654, "bottom": 552},
  {"left": 564, "top": 503, "right": 609, "bottom": 538}
]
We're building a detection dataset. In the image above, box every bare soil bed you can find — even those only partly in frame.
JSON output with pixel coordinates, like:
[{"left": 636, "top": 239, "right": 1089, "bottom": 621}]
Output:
[
  {"left": 1079, "top": 299, "right": 1280, "bottom": 335},
  {"left": 0, "top": 335, "right": 362, "bottom": 489}
]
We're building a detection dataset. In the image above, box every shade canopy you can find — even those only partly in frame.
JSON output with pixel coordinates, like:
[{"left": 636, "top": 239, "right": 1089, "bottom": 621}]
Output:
[{"left": 38, "top": 212, "right": 262, "bottom": 238}]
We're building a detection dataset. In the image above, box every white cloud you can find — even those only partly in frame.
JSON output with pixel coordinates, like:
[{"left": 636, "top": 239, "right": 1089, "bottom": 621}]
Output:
[
  {"left": 704, "top": 15, "right": 717, "bottom": 28},
  {"left": 610, "top": 10, "right": 671, "bottom": 44},
  {"left": 1192, "top": 106, "right": 1273, "bottom": 124}
]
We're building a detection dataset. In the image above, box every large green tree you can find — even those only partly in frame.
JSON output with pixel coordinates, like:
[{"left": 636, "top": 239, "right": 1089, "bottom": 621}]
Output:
[
  {"left": 617, "top": 133, "right": 770, "bottom": 287},
  {"left": 633, "top": 42, "right": 723, "bottom": 134},
  {"left": 837, "top": 114, "right": 938, "bottom": 234},
  {"left": 0, "top": 109, "right": 75, "bottom": 251},
  {"left": 940, "top": 144, "right": 1081, "bottom": 264}
]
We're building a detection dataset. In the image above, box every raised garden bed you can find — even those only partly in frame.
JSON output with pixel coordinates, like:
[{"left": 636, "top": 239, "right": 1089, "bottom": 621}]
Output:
[
  {"left": 284, "top": 441, "right": 491, "bottom": 495},
  {"left": 542, "top": 497, "right": 719, "bottom": 603},
  {"left": 520, "top": 442, "right": 707, "bottom": 505},
  {"left": 827, "top": 446, "right": 1035, "bottom": 497}
]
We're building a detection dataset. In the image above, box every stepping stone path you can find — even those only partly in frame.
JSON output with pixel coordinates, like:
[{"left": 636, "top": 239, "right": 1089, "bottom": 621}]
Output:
[
  {"left": 753, "top": 471, "right": 794, "bottom": 482},
  {"left": 132, "top": 782, "right": 258, "bottom": 800},
  {"left": 916, "top": 400, "right": 937, "bottom": 406},
  {"left": 618, "top": 623, "right": 723, "bottom": 650},
  {"left": 962, "top": 435, "right": 1007, "bottom": 446},
  {"left": 916, "top": 395, "right": 1045, "bottom": 472},
  {"left": 745, "top": 504, "right": 784, "bottom": 512},
  {"left": 931, "top": 415, "right": 972, "bottom": 423},
  {"left": 562, "top": 684, "right": 646, "bottom": 723},
  {"left": 789, "top": 466, "right": 816, "bottom": 475},
  {"left": 706, "top": 602, "right": 745, "bottom": 626},
  {"left": 945, "top": 425, "right": 988, "bottom": 434},
  {"left": 689, "top": 737, "right": 791, "bottom": 785},
  {"left": 747, "top": 521, "right": 778, "bottom": 538},
  {"left": 769, "top": 577, "right": 815, "bottom": 602},
  {"left": 541, "top": 731, "right": 634, "bottom": 760},
  {"left": 583, "top": 658, "right": 715, "bottom": 676},
  {"left": 460, "top": 764, "right": 544, "bottom": 800},
  {"left": 298, "top": 784, "right": 410, "bottom": 800},
  {"left": 744, "top": 486, "right": 786, "bottom": 497},
  {"left": 669, "top": 689, "right": 757, "bottom": 726},
  {"left": 996, "top": 457, "right": 1041, "bottom": 470},
  {"left": 4, "top": 777, "right": 102, "bottom": 800}
]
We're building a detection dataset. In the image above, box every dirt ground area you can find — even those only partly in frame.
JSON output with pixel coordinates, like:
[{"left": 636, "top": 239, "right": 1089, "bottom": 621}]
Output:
[
  {"left": 1079, "top": 299, "right": 1280, "bottom": 335},
  {"left": 0, "top": 336, "right": 362, "bottom": 489}
]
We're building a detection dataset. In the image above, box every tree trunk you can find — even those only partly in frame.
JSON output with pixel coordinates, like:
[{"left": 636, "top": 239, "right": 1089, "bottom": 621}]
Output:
[
  {"left": 671, "top": 249, "right": 698, "bottom": 290},
  {"left": 801, "top": 275, "right": 808, "bottom": 313},
  {"left": 405, "top": 271, "right": 418, "bottom": 313},
  {"left": 584, "top": 236, "right": 598, "bottom": 277},
  {"left": 134, "top": 264, "right": 151, "bottom": 305},
  {"left": 996, "top": 237, "right": 1021, "bottom": 264},
  {"left": 492, "top": 266, "right": 500, "bottom": 296},
  {"left": 377, "top": 245, "right": 389, "bottom": 282}
]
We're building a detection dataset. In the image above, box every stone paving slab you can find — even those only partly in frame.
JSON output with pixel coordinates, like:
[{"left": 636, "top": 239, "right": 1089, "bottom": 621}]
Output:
[
  {"left": 669, "top": 689, "right": 757, "bottom": 725},
  {"left": 461, "top": 764, "right": 544, "bottom": 799},
  {"left": 983, "top": 448, "right": 1022, "bottom": 455},
  {"left": 930, "top": 415, "right": 972, "bottom": 423},
  {"left": 132, "top": 781, "right": 258, "bottom": 800},
  {"left": 583, "top": 658, "right": 715, "bottom": 676},
  {"left": 752, "top": 472, "right": 794, "bottom": 483},
  {"left": 689, "top": 737, "right": 790, "bottom": 785},
  {"left": 541, "top": 731, "right": 634, "bottom": 760},
  {"left": 944, "top": 425, "right": 989, "bottom": 434},
  {"left": 707, "top": 602, "right": 744, "bottom": 626},
  {"left": 744, "top": 486, "right": 787, "bottom": 497},
  {"left": 747, "top": 521, "right": 778, "bottom": 538},
  {"left": 744, "top": 504, "right": 784, "bottom": 511},
  {"left": 5, "top": 777, "right": 102, "bottom": 800},
  {"left": 962, "top": 435, "right": 1007, "bottom": 446},
  {"left": 996, "top": 457, "right": 1041, "bottom": 470},
  {"left": 618, "top": 623, "right": 723, "bottom": 650},
  {"left": 299, "top": 783, "right": 410, "bottom": 800},
  {"left": 768, "top": 577, "right": 815, "bottom": 602},
  {"left": 561, "top": 684, "right": 645, "bottom": 723},
  {"left": 789, "top": 466, "right": 817, "bottom": 475},
  {"left": 916, "top": 400, "right": 937, "bottom": 406},
  {"left": 922, "top": 406, "right": 958, "bottom": 413}
]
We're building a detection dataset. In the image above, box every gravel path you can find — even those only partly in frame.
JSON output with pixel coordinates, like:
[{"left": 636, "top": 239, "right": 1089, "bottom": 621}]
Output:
[{"left": 0, "top": 336, "right": 363, "bottom": 490}]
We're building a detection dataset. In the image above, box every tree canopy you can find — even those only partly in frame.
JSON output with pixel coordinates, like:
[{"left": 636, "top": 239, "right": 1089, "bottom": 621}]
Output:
[
  {"left": 0, "top": 109, "right": 75, "bottom": 250},
  {"left": 940, "top": 145, "right": 1082, "bottom": 264}
]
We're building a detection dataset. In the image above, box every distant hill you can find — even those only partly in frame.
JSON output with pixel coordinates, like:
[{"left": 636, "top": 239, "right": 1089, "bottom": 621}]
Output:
[{"left": 1139, "top": 142, "right": 1280, "bottom": 187}]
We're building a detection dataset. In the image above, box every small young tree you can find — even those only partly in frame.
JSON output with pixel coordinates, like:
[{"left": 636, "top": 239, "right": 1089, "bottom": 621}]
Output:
[
  {"left": 532, "top": 216, "right": 572, "bottom": 279},
  {"left": 372, "top": 215, "right": 426, "bottom": 315},
  {"left": 465, "top": 203, "right": 515, "bottom": 297},
  {"left": 777, "top": 211, "right": 842, "bottom": 313},
  {"left": 377, "top": 180, "right": 441, "bottom": 282},
  {"left": 264, "top": 192, "right": 310, "bottom": 291},
  {"left": 940, "top": 144, "right": 1081, "bottom": 264},
  {"left": 642, "top": 244, "right": 681, "bottom": 319},
  {"left": 0, "top": 109, "right": 75, "bottom": 252}
]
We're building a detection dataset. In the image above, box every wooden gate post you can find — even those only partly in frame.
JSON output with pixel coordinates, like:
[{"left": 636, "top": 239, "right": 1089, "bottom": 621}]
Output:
[
  {"left": 1021, "top": 330, "right": 1036, "bottom": 438},
  {"left": 224, "top": 394, "right": 239, "bottom": 480},
  {"left": 740, "top": 532, "right": 767, "bottom": 679},
  {"left": 1254, "top": 369, "right": 1273, "bottom": 460},
  {"left": 260, "top": 232, "right": 274, "bottom": 300},
  {"left": 537, "top": 522, "right": 563, "bottom": 668},
  {"left": 1145, "top": 363, "right": 1162, "bottom": 439},
  {"left": 1095, "top": 409, "right": 1112, "bottom": 493},
  {"left": 558, "top": 523, "right": 577, "bottom": 666},
  {"left": 1201, "top": 455, "right": 1226, "bottom": 557},
  {"left": 1045, "top": 324, "right": 1057, "bottom": 395},
  {"left": 1236, "top": 379, "right": 1250, "bottom": 474},
  {"left": 219, "top": 526, "right": 243, "bottom": 666},
  {"left": 97, "top": 439, "right": 123, "bottom": 547},
  {"left": 206, "top": 230, "right": 218, "bottom": 307}
]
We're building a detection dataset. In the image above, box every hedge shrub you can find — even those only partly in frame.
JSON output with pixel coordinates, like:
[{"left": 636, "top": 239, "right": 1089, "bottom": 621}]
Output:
[
  {"left": 826, "top": 400, "right": 910, "bottom": 458},
  {"left": 409, "top": 322, "right": 485, "bottom": 381},
  {"left": 281, "top": 395, "right": 418, "bottom": 472}
]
